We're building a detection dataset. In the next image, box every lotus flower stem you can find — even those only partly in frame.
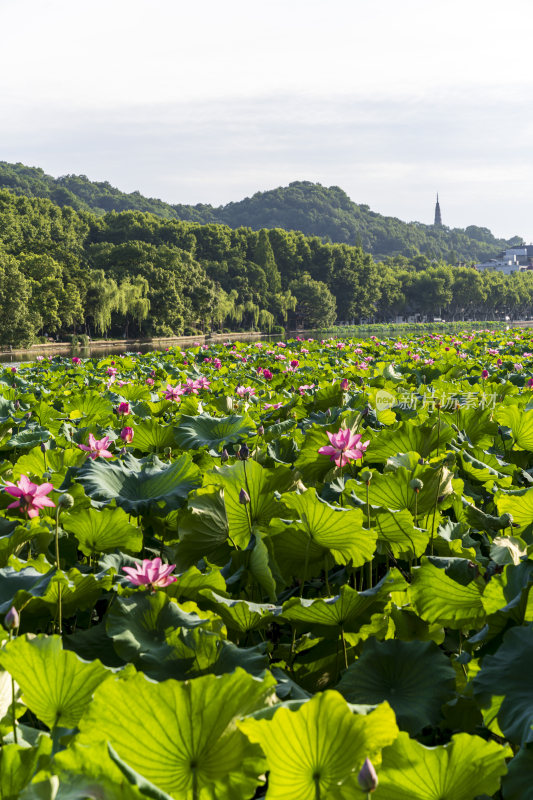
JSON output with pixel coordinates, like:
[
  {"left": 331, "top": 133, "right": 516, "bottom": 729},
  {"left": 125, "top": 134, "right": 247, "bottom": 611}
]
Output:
[
  {"left": 324, "top": 556, "right": 331, "bottom": 595},
  {"left": 340, "top": 625, "right": 348, "bottom": 670},
  {"left": 8, "top": 628, "right": 17, "bottom": 744},
  {"left": 299, "top": 537, "right": 311, "bottom": 598},
  {"left": 430, "top": 462, "right": 444, "bottom": 556},
  {"left": 366, "top": 481, "right": 372, "bottom": 589},
  {"left": 54, "top": 505, "right": 63, "bottom": 634}
]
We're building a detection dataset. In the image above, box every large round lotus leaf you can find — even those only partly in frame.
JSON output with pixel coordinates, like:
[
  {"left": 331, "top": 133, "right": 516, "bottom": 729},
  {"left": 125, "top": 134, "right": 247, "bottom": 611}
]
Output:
[
  {"left": 0, "top": 635, "right": 110, "bottom": 729},
  {"left": 280, "top": 488, "right": 377, "bottom": 567},
  {"left": 76, "top": 453, "right": 202, "bottom": 514},
  {"left": 129, "top": 419, "right": 176, "bottom": 453},
  {"left": 366, "top": 420, "right": 453, "bottom": 463},
  {"left": 77, "top": 668, "right": 276, "bottom": 800},
  {"left": 410, "top": 559, "right": 486, "bottom": 629},
  {"left": 473, "top": 624, "right": 533, "bottom": 745},
  {"left": 374, "top": 731, "right": 511, "bottom": 800},
  {"left": 239, "top": 693, "right": 398, "bottom": 800},
  {"left": 207, "top": 460, "right": 293, "bottom": 548},
  {"left": 337, "top": 639, "right": 456, "bottom": 734},
  {"left": 174, "top": 413, "right": 256, "bottom": 451},
  {"left": 62, "top": 506, "right": 142, "bottom": 556}
]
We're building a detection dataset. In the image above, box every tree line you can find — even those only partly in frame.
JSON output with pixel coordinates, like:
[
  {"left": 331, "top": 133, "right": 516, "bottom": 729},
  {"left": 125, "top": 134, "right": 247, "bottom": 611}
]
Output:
[
  {"left": 0, "top": 163, "right": 522, "bottom": 263},
  {"left": 0, "top": 189, "right": 531, "bottom": 347}
]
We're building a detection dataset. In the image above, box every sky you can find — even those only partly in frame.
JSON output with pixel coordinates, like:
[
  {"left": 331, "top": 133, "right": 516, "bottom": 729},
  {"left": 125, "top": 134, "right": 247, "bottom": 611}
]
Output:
[{"left": 1, "top": 0, "right": 533, "bottom": 241}]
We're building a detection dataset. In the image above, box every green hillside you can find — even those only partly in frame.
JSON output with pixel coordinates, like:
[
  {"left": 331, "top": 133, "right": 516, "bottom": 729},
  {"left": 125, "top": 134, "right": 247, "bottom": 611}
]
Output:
[{"left": 0, "top": 162, "right": 521, "bottom": 262}]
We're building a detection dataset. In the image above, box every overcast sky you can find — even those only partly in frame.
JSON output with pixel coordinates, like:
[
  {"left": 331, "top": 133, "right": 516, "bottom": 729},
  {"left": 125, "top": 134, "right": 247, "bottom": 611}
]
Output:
[{"left": 1, "top": 0, "right": 533, "bottom": 241}]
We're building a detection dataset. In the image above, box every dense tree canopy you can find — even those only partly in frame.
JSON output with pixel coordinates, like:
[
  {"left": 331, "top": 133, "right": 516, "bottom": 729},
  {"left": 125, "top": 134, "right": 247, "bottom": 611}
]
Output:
[
  {"left": 0, "top": 187, "right": 532, "bottom": 347},
  {"left": 0, "top": 162, "right": 522, "bottom": 262}
]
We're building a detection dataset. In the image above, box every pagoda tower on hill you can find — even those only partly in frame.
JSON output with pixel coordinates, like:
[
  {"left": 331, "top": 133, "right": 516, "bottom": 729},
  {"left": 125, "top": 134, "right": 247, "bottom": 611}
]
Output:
[{"left": 434, "top": 193, "right": 442, "bottom": 226}]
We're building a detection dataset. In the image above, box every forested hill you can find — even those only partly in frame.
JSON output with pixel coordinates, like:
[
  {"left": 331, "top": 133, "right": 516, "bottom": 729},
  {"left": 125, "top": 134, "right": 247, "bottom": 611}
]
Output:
[{"left": 0, "top": 162, "right": 521, "bottom": 262}]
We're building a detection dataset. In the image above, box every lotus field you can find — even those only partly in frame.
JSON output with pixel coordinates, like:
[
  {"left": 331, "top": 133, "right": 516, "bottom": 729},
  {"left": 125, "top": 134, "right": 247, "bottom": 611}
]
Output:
[{"left": 1, "top": 330, "right": 533, "bottom": 799}]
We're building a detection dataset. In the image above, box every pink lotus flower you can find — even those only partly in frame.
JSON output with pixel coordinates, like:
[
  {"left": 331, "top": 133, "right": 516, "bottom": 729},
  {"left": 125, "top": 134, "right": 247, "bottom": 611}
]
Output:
[
  {"left": 481, "top": 369, "right": 489, "bottom": 379},
  {"left": 528, "top": 378, "right": 533, "bottom": 388},
  {"left": 120, "top": 426, "right": 134, "bottom": 443},
  {"left": 164, "top": 384, "right": 184, "bottom": 402},
  {"left": 262, "top": 369, "right": 273, "bottom": 381},
  {"left": 116, "top": 402, "right": 131, "bottom": 416},
  {"left": 318, "top": 428, "right": 369, "bottom": 468},
  {"left": 122, "top": 557, "right": 177, "bottom": 590},
  {"left": 264, "top": 402, "right": 283, "bottom": 410},
  {"left": 236, "top": 386, "right": 256, "bottom": 397},
  {"left": 340, "top": 378, "right": 349, "bottom": 390},
  {"left": 72, "top": 357, "right": 82, "bottom": 365},
  {"left": 106, "top": 367, "right": 117, "bottom": 376},
  {"left": 146, "top": 378, "right": 154, "bottom": 386},
  {"left": 195, "top": 376, "right": 211, "bottom": 390},
  {"left": 78, "top": 434, "right": 113, "bottom": 459},
  {"left": 183, "top": 378, "right": 199, "bottom": 395},
  {"left": 4, "top": 475, "right": 55, "bottom": 519}
]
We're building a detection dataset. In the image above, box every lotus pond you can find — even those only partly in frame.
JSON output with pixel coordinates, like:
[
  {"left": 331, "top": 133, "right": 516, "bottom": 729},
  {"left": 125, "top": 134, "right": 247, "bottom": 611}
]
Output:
[{"left": 0, "top": 331, "right": 533, "bottom": 799}]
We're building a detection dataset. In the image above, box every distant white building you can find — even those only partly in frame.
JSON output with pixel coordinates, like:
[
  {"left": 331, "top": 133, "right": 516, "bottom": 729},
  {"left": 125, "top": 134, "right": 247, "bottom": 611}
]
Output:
[{"left": 475, "top": 245, "right": 533, "bottom": 274}]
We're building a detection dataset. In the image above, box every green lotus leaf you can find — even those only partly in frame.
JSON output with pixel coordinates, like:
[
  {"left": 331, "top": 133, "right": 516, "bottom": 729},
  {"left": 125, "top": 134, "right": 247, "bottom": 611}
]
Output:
[
  {"left": 374, "top": 731, "right": 511, "bottom": 800},
  {"left": 33, "top": 568, "right": 114, "bottom": 619},
  {"left": 0, "top": 425, "right": 51, "bottom": 452},
  {"left": 349, "top": 458, "right": 453, "bottom": 517},
  {"left": 0, "top": 738, "right": 52, "bottom": 800},
  {"left": 373, "top": 507, "right": 430, "bottom": 559},
  {"left": 0, "top": 565, "right": 57, "bottom": 615},
  {"left": 176, "top": 486, "right": 231, "bottom": 570},
  {"left": 410, "top": 559, "right": 486, "bottom": 629},
  {"left": 337, "top": 639, "right": 456, "bottom": 734},
  {"left": 62, "top": 506, "right": 142, "bottom": 556},
  {"left": 366, "top": 420, "right": 453, "bottom": 463},
  {"left": 77, "top": 668, "right": 276, "bottom": 800},
  {"left": 501, "top": 745, "right": 533, "bottom": 800},
  {"left": 473, "top": 624, "right": 533, "bottom": 745},
  {"left": 495, "top": 487, "right": 533, "bottom": 540},
  {"left": 62, "top": 392, "right": 114, "bottom": 421},
  {"left": 207, "top": 460, "right": 293, "bottom": 548},
  {"left": 14, "top": 447, "right": 86, "bottom": 483},
  {"left": 164, "top": 565, "right": 226, "bottom": 603},
  {"left": 175, "top": 413, "right": 256, "bottom": 451},
  {"left": 445, "top": 406, "right": 498, "bottom": 449},
  {"left": 459, "top": 446, "right": 516, "bottom": 488},
  {"left": 0, "top": 634, "right": 110, "bottom": 728},
  {"left": 105, "top": 591, "right": 214, "bottom": 677},
  {"left": 48, "top": 740, "right": 148, "bottom": 800},
  {"left": 294, "top": 427, "right": 338, "bottom": 483},
  {"left": 130, "top": 419, "right": 176, "bottom": 453},
  {"left": 77, "top": 453, "right": 202, "bottom": 514},
  {"left": 280, "top": 570, "right": 407, "bottom": 636},
  {"left": 496, "top": 404, "right": 533, "bottom": 451},
  {"left": 239, "top": 693, "right": 398, "bottom": 800},
  {"left": 201, "top": 590, "right": 280, "bottom": 634},
  {"left": 280, "top": 489, "right": 377, "bottom": 567}
]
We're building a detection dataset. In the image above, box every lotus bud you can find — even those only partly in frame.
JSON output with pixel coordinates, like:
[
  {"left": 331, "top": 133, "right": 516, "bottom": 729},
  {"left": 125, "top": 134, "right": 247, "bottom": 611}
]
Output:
[
  {"left": 57, "top": 493, "right": 74, "bottom": 509},
  {"left": 257, "top": 425, "right": 264, "bottom": 436},
  {"left": 340, "top": 378, "right": 349, "bottom": 390},
  {"left": 40, "top": 442, "right": 47, "bottom": 453},
  {"left": 410, "top": 478, "right": 424, "bottom": 492},
  {"left": 239, "top": 488, "right": 250, "bottom": 505},
  {"left": 358, "top": 758, "right": 378, "bottom": 793},
  {"left": 239, "top": 443, "right": 250, "bottom": 461},
  {"left": 221, "top": 448, "right": 229, "bottom": 462},
  {"left": 499, "top": 512, "right": 513, "bottom": 527},
  {"left": 42, "top": 471, "right": 52, "bottom": 482},
  {"left": 360, "top": 469, "right": 372, "bottom": 484},
  {"left": 4, "top": 606, "right": 19, "bottom": 630},
  {"left": 120, "top": 426, "right": 134, "bottom": 443},
  {"left": 325, "top": 408, "right": 331, "bottom": 418},
  {"left": 14, "top": 399, "right": 20, "bottom": 410}
]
